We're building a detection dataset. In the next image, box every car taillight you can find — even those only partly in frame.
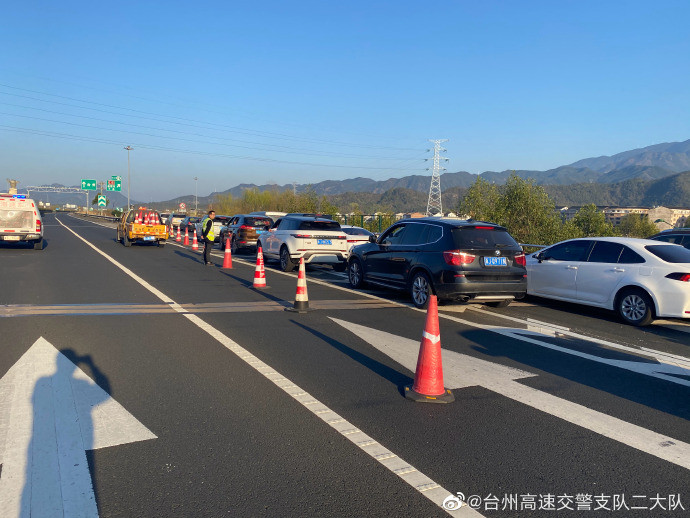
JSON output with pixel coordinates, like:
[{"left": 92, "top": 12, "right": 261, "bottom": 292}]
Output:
[
  {"left": 36, "top": 220, "right": 41, "bottom": 233},
  {"left": 443, "top": 250, "right": 475, "bottom": 265},
  {"left": 666, "top": 272, "right": 690, "bottom": 282},
  {"left": 514, "top": 253, "right": 526, "bottom": 266},
  {"left": 240, "top": 225, "right": 251, "bottom": 229},
  {"left": 291, "top": 234, "right": 311, "bottom": 238}
]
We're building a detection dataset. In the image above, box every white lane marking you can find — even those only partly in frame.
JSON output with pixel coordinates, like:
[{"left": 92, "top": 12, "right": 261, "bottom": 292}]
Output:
[
  {"left": 331, "top": 318, "right": 690, "bottom": 471},
  {"left": 56, "top": 216, "right": 481, "bottom": 516},
  {"left": 0, "top": 337, "right": 156, "bottom": 518},
  {"left": 492, "top": 328, "right": 690, "bottom": 388}
]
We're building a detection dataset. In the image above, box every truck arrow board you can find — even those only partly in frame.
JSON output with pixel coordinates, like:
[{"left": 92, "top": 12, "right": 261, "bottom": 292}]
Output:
[{"left": 0, "top": 337, "right": 157, "bottom": 517}]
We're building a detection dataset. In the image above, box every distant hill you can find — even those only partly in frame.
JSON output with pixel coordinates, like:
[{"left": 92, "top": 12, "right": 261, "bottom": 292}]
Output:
[
  {"left": 567, "top": 139, "right": 690, "bottom": 173},
  {"left": 545, "top": 171, "right": 690, "bottom": 207}
]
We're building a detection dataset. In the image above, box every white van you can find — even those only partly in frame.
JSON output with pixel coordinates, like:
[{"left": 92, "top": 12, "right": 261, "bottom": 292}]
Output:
[{"left": 0, "top": 194, "right": 44, "bottom": 249}]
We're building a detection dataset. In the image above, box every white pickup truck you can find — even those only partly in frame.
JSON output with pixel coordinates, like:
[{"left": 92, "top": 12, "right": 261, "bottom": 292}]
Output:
[{"left": 0, "top": 194, "right": 44, "bottom": 250}]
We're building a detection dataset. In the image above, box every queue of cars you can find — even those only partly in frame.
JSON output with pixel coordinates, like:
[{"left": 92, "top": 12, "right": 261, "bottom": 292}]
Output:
[{"left": 114, "top": 206, "right": 690, "bottom": 326}]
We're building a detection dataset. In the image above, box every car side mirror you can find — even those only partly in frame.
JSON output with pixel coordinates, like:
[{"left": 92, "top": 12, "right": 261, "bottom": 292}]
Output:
[
  {"left": 369, "top": 235, "right": 377, "bottom": 244},
  {"left": 535, "top": 252, "right": 544, "bottom": 263}
]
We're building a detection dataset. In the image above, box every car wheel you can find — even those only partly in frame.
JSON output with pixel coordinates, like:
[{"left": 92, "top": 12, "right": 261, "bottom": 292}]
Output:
[
  {"left": 410, "top": 271, "right": 433, "bottom": 309},
  {"left": 617, "top": 288, "right": 654, "bottom": 326},
  {"left": 280, "top": 246, "right": 296, "bottom": 272},
  {"left": 123, "top": 233, "right": 132, "bottom": 247},
  {"left": 231, "top": 237, "right": 238, "bottom": 255},
  {"left": 348, "top": 258, "right": 365, "bottom": 288},
  {"left": 33, "top": 239, "right": 44, "bottom": 250},
  {"left": 486, "top": 300, "right": 511, "bottom": 308}
]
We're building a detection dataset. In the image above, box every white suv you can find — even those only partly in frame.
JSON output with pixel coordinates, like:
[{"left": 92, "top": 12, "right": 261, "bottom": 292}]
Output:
[
  {"left": 0, "top": 194, "right": 44, "bottom": 250},
  {"left": 258, "top": 216, "right": 349, "bottom": 272}
]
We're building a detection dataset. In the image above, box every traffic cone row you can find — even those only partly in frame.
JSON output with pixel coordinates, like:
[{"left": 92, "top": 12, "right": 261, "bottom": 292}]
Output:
[
  {"left": 222, "top": 237, "right": 233, "bottom": 269},
  {"left": 192, "top": 229, "right": 199, "bottom": 251},
  {"left": 252, "top": 246, "right": 267, "bottom": 288},
  {"left": 404, "top": 295, "right": 454, "bottom": 404}
]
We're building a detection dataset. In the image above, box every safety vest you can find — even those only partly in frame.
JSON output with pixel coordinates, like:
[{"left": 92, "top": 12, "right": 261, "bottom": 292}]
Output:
[{"left": 204, "top": 218, "right": 215, "bottom": 240}]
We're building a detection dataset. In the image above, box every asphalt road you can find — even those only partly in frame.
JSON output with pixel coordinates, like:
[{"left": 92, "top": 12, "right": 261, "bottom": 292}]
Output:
[{"left": 0, "top": 213, "right": 688, "bottom": 518}]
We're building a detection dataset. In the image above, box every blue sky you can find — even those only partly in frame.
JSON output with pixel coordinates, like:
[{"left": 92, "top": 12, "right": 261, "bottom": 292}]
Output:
[{"left": 2, "top": 1, "right": 689, "bottom": 201}]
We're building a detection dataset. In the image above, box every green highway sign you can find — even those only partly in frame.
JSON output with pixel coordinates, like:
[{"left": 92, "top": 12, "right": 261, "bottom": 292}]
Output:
[
  {"left": 97, "top": 195, "right": 107, "bottom": 207},
  {"left": 106, "top": 180, "right": 122, "bottom": 191},
  {"left": 81, "top": 179, "right": 97, "bottom": 190},
  {"left": 111, "top": 175, "right": 122, "bottom": 181}
]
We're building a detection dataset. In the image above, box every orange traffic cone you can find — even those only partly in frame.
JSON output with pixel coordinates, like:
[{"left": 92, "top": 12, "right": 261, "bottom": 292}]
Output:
[
  {"left": 252, "top": 246, "right": 268, "bottom": 289},
  {"left": 404, "top": 295, "right": 454, "bottom": 403},
  {"left": 285, "top": 258, "right": 311, "bottom": 313},
  {"left": 184, "top": 227, "right": 189, "bottom": 245},
  {"left": 192, "top": 228, "right": 199, "bottom": 251},
  {"left": 222, "top": 236, "right": 233, "bottom": 269},
  {"left": 176, "top": 226, "right": 181, "bottom": 242}
]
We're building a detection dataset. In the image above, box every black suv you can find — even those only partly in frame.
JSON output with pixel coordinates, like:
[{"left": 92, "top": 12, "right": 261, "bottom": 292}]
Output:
[
  {"left": 347, "top": 218, "right": 527, "bottom": 309},
  {"left": 648, "top": 228, "right": 690, "bottom": 249}
]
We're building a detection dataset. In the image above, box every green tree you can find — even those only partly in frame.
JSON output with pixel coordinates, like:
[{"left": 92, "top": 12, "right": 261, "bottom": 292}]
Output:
[
  {"left": 458, "top": 177, "right": 500, "bottom": 221},
  {"left": 571, "top": 204, "right": 614, "bottom": 237},
  {"left": 616, "top": 213, "right": 659, "bottom": 238}
]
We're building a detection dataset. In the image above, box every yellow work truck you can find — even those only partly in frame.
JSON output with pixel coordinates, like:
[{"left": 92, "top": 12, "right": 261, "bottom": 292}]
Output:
[{"left": 117, "top": 208, "right": 168, "bottom": 247}]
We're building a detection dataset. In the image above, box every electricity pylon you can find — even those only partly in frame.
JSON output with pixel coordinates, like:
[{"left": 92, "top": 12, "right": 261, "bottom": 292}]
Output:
[{"left": 425, "top": 139, "right": 449, "bottom": 216}]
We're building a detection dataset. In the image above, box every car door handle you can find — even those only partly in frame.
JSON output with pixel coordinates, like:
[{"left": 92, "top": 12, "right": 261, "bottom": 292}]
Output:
[
  {"left": 390, "top": 257, "right": 406, "bottom": 262},
  {"left": 566, "top": 265, "right": 578, "bottom": 270},
  {"left": 613, "top": 267, "right": 625, "bottom": 272}
]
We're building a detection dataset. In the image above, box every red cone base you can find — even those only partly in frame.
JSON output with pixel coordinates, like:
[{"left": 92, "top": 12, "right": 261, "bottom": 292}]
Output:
[{"left": 405, "top": 295, "right": 454, "bottom": 403}]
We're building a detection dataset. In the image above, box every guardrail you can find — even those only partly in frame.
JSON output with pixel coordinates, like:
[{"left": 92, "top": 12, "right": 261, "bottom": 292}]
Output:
[{"left": 74, "top": 212, "right": 119, "bottom": 222}]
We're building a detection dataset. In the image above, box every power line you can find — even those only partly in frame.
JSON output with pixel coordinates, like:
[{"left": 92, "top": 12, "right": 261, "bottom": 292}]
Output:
[
  {"left": 0, "top": 84, "right": 422, "bottom": 151},
  {"left": 0, "top": 103, "right": 419, "bottom": 161},
  {"left": 0, "top": 125, "right": 427, "bottom": 171}
]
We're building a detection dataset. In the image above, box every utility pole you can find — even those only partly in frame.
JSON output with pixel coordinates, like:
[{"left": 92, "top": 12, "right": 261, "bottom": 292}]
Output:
[
  {"left": 425, "top": 139, "right": 449, "bottom": 217},
  {"left": 124, "top": 146, "right": 133, "bottom": 210},
  {"left": 194, "top": 176, "right": 198, "bottom": 215}
]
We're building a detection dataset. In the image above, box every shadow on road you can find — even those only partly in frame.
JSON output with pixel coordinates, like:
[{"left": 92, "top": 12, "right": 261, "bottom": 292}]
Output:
[
  {"left": 458, "top": 328, "right": 690, "bottom": 420},
  {"left": 20, "top": 349, "right": 110, "bottom": 516},
  {"left": 291, "top": 320, "right": 413, "bottom": 396}
]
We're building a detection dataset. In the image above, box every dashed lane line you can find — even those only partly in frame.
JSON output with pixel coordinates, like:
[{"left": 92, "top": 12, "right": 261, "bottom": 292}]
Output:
[{"left": 55, "top": 215, "right": 481, "bottom": 516}]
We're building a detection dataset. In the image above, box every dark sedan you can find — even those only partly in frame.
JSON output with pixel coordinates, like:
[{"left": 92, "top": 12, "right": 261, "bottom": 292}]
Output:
[
  {"left": 219, "top": 214, "right": 274, "bottom": 253},
  {"left": 347, "top": 218, "right": 527, "bottom": 308}
]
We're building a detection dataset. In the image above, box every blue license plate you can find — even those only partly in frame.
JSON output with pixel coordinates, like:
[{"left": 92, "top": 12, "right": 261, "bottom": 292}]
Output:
[
  {"left": 144, "top": 236, "right": 155, "bottom": 241},
  {"left": 317, "top": 239, "right": 332, "bottom": 245},
  {"left": 484, "top": 256, "right": 507, "bottom": 267}
]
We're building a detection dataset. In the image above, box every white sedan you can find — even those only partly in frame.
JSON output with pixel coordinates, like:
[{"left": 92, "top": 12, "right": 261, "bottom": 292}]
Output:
[{"left": 526, "top": 237, "right": 690, "bottom": 326}]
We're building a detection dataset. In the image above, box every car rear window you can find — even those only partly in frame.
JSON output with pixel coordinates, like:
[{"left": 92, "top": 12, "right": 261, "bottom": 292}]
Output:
[
  {"left": 645, "top": 244, "right": 690, "bottom": 263},
  {"left": 452, "top": 227, "right": 519, "bottom": 248},
  {"left": 343, "top": 227, "right": 371, "bottom": 236},
  {"left": 298, "top": 220, "right": 341, "bottom": 231},
  {"left": 214, "top": 216, "right": 232, "bottom": 224},
  {"left": 246, "top": 217, "right": 272, "bottom": 227},
  {"left": 0, "top": 210, "right": 33, "bottom": 228}
]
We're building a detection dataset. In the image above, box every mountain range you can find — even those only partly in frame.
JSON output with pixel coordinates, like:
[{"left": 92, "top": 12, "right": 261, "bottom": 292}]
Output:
[{"left": 18, "top": 138, "right": 690, "bottom": 210}]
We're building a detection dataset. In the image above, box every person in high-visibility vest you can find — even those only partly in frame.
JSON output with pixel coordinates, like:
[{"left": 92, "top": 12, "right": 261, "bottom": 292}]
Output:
[{"left": 201, "top": 210, "right": 216, "bottom": 265}]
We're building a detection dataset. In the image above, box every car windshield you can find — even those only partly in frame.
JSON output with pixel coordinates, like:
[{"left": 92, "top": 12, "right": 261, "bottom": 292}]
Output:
[
  {"left": 298, "top": 220, "right": 341, "bottom": 231},
  {"left": 246, "top": 217, "right": 272, "bottom": 227},
  {"left": 645, "top": 244, "right": 690, "bottom": 263},
  {"left": 452, "top": 227, "right": 519, "bottom": 248},
  {"left": 188, "top": 217, "right": 200, "bottom": 223}
]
